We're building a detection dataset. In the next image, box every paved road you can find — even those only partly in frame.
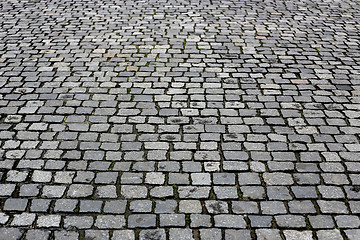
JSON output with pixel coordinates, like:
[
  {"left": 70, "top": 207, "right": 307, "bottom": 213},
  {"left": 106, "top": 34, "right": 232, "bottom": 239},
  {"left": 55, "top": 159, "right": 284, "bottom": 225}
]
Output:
[{"left": 0, "top": 0, "right": 360, "bottom": 239}]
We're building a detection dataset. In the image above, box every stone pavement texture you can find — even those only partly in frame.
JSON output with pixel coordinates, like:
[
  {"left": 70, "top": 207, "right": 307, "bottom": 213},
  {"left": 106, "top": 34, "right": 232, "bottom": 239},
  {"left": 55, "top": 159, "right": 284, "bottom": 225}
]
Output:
[{"left": 0, "top": 0, "right": 360, "bottom": 239}]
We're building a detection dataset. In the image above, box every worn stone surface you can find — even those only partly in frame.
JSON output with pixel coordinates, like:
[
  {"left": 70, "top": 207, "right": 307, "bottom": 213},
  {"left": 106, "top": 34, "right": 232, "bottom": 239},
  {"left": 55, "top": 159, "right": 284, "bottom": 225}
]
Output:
[{"left": 0, "top": 0, "right": 359, "bottom": 239}]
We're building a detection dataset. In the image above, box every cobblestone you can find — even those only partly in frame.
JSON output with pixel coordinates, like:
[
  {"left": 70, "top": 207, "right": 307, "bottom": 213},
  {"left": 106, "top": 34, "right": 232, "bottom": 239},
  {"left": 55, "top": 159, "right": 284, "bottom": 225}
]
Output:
[{"left": 0, "top": 0, "right": 359, "bottom": 238}]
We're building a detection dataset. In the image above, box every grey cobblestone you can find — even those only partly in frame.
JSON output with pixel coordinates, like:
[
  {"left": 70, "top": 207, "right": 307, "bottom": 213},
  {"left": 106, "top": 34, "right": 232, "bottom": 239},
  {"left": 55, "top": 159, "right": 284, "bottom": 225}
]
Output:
[
  {"left": 95, "top": 215, "right": 125, "bottom": 229},
  {"left": 25, "top": 230, "right": 50, "bottom": 240},
  {"left": 139, "top": 229, "right": 166, "bottom": 240},
  {"left": 0, "top": 228, "right": 23, "bottom": 240},
  {"left": 0, "top": 0, "right": 359, "bottom": 238},
  {"left": 112, "top": 230, "right": 135, "bottom": 240},
  {"left": 255, "top": 229, "right": 281, "bottom": 240},
  {"left": 128, "top": 214, "right": 156, "bottom": 228},
  {"left": 37, "top": 215, "right": 61, "bottom": 228}
]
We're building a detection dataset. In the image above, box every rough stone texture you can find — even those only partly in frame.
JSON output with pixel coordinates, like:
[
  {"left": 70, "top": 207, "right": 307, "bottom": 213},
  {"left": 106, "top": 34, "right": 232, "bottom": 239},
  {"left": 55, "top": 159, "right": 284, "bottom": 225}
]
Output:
[
  {"left": 0, "top": 228, "right": 23, "bottom": 240},
  {"left": 139, "top": 229, "right": 166, "bottom": 240},
  {"left": 0, "top": 0, "right": 359, "bottom": 239},
  {"left": 37, "top": 215, "right": 61, "bottom": 228},
  {"left": 112, "top": 230, "right": 135, "bottom": 240},
  {"left": 94, "top": 216, "right": 125, "bottom": 229},
  {"left": 256, "top": 229, "right": 282, "bottom": 240}
]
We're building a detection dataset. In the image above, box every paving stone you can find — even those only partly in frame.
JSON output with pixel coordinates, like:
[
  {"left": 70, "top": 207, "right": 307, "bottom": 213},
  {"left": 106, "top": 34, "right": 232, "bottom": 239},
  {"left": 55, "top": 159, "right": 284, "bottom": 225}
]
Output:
[
  {"left": 179, "top": 200, "right": 202, "bottom": 213},
  {"left": 54, "top": 199, "right": 78, "bottom": 212},
  {"left": 263, "top": 173, "right": 294, "bottom": 185},
  {"left": 3, "top": 199, "right": 28, "bottom": 211},
  {"left": 225, "top": 230, "right": 251, "bottom": 240},
  {"left": 64, "top": 216, "right": 94, "bottom": 229},
  {"left": 85, "top": 230, "right": 109, "bottom": 240},
  {"left": 288, "top": 200, "right": 316, "bottom": 214},
  {"left": 103, "top": 200, "right": 127, "bottom": 214},
  {"left": 95, "top": 215, "right": 125, "bottom": 229},
  {"left": 155, "top": 200, "right": 177, "bottom": 214},
  {"left": 169, "top": 229, "right": 194, "bottom": 240},
  {"left": 191, "top": 173, "right": 211, "bottom": 185},
  {"left": 128, "top": 214, "right": 156, "bottom": 228},
  {"left": 30, "top": 199, "right": 51, "bottom": 213},
  {"left": 205, "top": 201, "right": 229, "bottom": 214},
  {"left": 139, "top": 229, "right": 166, "bottom": 240},
  {"left": 267, "top": 186, "right": 292, "bottom": 200},
  {"left": 66, "top": 184, "right": 93, "bottom": 198},
  {"left": 275, "top": 215, "right": 305, "bottom": 228},
  {"left": 0, "top": 213, "right": 10, "bottom": 224},
  {"left": 168, "top": 173, "right": 190, "bottom": 185},
  {"left": 291, "top": 186, "right": 318, "bottom": 199},
  {"left": 112, "top": 230, "right": 135, "bottom": 240},
  {"left": 238, "top": 173, "right": 261, "bottom": 185},
  {"left": 0, "top": 228, "right": 23, "bottom": 240},
  {"left": 241, "top": 186, "right": 266, "bottom": 200},
  {"left": 37, "top": 215, "right": 61, "bottom": 228},
  {"left": 318, "top": 185, "right": 345, "bottom": 199},
  {"left": 0, "top": 184, "right": 16, "bottom": 196},
  {"left": 7, "top": 170, "right": 28, "bottom": 182},
  {"left": 178, "top": 186, "right": 210, "bottom": 199},
  {"left": 214, "top": 214, "right": 247, "bottom": 228},
  {"left": 213, "top": 173, "right": 236, "bottom": 185},
  {"left": 345, "top": 230, "right": 360, "bottom": 240},
  {"left": 11, "top": 213, "right": 36, "bottom": 226},
  {"left": 334, "top": 215, "right": 360, "bottom": 228},
  {"left": 80, "top": 200, "right": 103, "bottom": 213},
  {"left": 150, "top": 186, "right": 174, "bottom": 198},
  {"left": 308, "top": 215, "right": 335, "bottom": 229},
  {"left": 214, "top": 186, "right": 239, "bottom": 199},
  {"left": 95, "top": 185, "right": 117, "bottom": 198},
  {"left": 255, "top": 229, "right": 281, "bottom": 240},
  {"left": 249, "top": 215, "right": 273, "bottom": 228},
  {"left": 121, "top": 173, "right": 143, "bottom": 184},
  {"left": 160, "top": 214, "right": 185, "bottom": 227},
  {"left": 54, "top": 231, "right": 79, "bottom": 240},
  {"left": 145, "top": 172, "right": 165, "bottom": 185},
  {"left": 95, "top": 172, "right": 118, "bottom": 184},
  {"left": 261, "top": 201, "right": 287, "bottom": 215},
  {"left": 42, "top": 185, "right": 66, "bottom": 198},
  {"left": 200, "top": 229, "right": 222, "bottom": 240},
  {"left": 190, "top": 214, "right": 212, "bottom": 228},
  {"left": 130, "top": 200, "right": 153, "bottom": 213},
  {"left": 19, "top": 184, "right": 41, "bottom": 197},
  {"left": 121, "top": 185, "right": 148, "bottom": 199},
  {"left": 349, "top": 201, "right": 360, "bottom": 213},
  {"left": 25, "top": 230, "right": 50, "bottom": 240},
  {"left": 283, "top": 230, "right": 313, "bottom": 240},
  {"left": 182, "top": 162, "right": 202, "bottom": 172},
  {"left": 232, "top": 201, "right": 259, "bottom": 214},
  {"left": 317, "top": 230, "right": 343, "bottom": 240},
  {"left": 317, "top": 200, "right": 349, "bottom": 214}
]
